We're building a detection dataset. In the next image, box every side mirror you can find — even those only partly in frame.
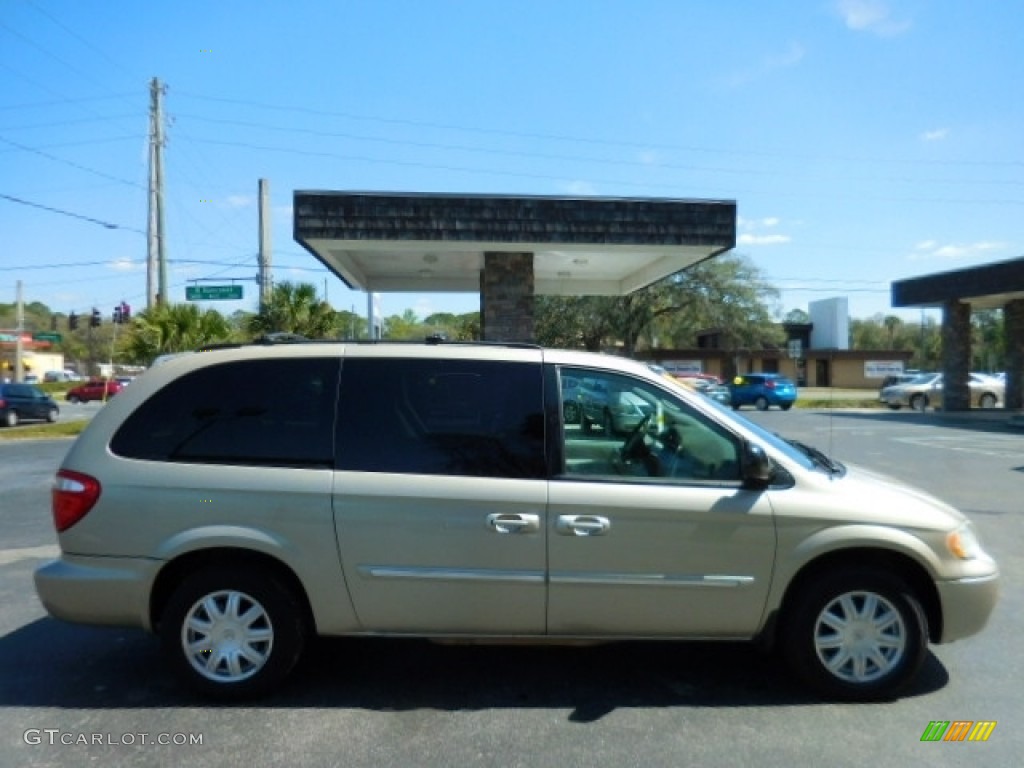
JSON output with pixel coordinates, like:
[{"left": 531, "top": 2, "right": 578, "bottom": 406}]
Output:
[{"left": 741, "top": 442, "right": 773, "bottom": 488}]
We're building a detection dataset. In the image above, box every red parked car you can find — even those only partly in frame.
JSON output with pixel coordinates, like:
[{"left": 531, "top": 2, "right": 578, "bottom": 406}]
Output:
[{"left": 66, "top": 379, "right": 124, "bottom": 404}]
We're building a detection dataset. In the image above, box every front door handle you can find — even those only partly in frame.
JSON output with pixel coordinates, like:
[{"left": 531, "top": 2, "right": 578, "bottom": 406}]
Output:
[
  {"left": 556, "top": 515, "right": 610, "bottom": 537},
  {"left": 487, "top": 513, "right": 540, "bottom": 534}
]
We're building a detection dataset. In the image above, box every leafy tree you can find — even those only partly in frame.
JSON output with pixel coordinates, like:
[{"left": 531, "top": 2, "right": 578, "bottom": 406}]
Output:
[
  {"left": 336, "top": 309, "right": 368, "bottom": 339},
  {"left": 783, "top": 308, "right": 810, "bottom": 324},
  {"left": 121, "top": 303, "right": 231, "bottom": 365},
  {"left": 246, "top": 281, "right": 337, "bottom": 339},
  {"left": 424, "top": 311, "right": 480, "bottom": 341},
  {"left": 383, "top": 309, "right": 421, "bottom": 340},
  {"left": 537, "top": 254, "right": 782, "bottom": 356}
]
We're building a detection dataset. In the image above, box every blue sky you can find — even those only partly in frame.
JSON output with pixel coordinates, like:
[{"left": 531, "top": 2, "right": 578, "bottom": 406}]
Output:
[{"left": 2, "top": 0, "right": 1021, "bottom": 328}]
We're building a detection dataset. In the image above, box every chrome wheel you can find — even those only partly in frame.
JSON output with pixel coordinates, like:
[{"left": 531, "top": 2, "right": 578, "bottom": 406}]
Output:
[
  {"left": 813, "top": 590, "right": 906, "bottom": 684},
  {"left": 783, "top": 568, "right": 927, "bottom": 701},
  {"left": 181, "top": 589, "right": 274, "bottom": 683}
]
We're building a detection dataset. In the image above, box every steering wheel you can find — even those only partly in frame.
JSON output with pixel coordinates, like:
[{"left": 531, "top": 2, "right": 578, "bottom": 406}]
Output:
[{"left": 620, "top": 414, "right": 652, "bottom": 463}]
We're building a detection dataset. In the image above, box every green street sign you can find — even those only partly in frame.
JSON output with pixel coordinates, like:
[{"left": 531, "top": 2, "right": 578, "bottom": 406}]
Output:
[
  {"left": 33, "top": 332, "right": 62, "bottom": 342},
  {"left": 186, "top": 285, "right": 243, "bottom": 301}
]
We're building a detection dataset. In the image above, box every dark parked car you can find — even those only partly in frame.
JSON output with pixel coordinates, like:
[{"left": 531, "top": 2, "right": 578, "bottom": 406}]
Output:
[
  {"left": 578, "top": 376, "right": 654, "bottom": 435},
  {"left": 729, "top": 373, "right": 798, "bottom": 411},
  {"left": 66, "top": 379, "right": 124, "bottom": 404},
  {"left": 0, "top": 382, "right": 59, "bottom": 427}
]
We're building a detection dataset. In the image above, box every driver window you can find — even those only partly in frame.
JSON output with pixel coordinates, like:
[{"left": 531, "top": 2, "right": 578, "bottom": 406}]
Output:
[{"left": 558, "top": 367, "right": 741, "bottom": 484}]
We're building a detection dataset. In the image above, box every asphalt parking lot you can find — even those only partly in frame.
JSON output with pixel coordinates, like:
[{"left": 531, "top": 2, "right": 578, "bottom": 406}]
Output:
[{"left": 0, "top": 409, "right": 1021, "bottom": 767}]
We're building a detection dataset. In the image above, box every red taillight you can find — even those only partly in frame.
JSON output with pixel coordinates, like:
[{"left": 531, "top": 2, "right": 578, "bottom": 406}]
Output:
[
  {"left": 52, "top": 469, "right": 101, "bottom": 532},
  {"left": 765, "top": 380, "right": 776, "bottom": 389}
]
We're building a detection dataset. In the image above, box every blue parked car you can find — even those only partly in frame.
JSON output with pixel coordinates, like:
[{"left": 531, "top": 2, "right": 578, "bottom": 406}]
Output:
[{"left": 729, "top": 373, "right": 797, "bottom": 411}]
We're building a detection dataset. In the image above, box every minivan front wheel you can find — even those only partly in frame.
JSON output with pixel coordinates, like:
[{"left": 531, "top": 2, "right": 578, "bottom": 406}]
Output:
[
  {"left": 160, "top": 568, "right": 306, "bottom": 700},
  {"left": 782, "top": 569, "right": 927, "bottom": 701}
]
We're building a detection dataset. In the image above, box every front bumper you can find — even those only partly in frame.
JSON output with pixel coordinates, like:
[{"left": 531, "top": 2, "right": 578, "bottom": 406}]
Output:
[
  {"left": 935, "top": 569, "right": 1000, "bottom": 643},
  {"left": 34, "top": 554, "right": 161, "bottom": 631}
]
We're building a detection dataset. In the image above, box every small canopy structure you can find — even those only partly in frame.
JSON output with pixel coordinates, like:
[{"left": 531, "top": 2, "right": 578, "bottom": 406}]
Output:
[{"left": 294, "top": 191, "right": 736, "bottom": 341}]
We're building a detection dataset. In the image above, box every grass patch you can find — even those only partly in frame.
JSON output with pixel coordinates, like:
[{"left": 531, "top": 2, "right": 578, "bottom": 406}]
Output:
[
  {"left": 0, "top": 421, "right": 87, "bottom": 440},
  {"left": 795, "top": 399, "right": 885, "bottom": 409}
]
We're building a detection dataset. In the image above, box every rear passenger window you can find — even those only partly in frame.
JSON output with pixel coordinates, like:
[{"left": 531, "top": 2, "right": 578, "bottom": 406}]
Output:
[
  {"left": 110, "top": 358, "right": 340, "bottom": 467},
  {"left": 336, "top": 358, "right": 545, "bottom": 479}
]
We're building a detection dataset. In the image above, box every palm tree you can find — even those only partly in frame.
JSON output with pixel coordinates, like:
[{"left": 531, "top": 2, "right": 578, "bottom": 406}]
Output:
[
  {"left": 246, "top": 282, "right": 337, "bottom": 339},
  {"left": 121, "top": 303, "right": 232, "bottom": 365}
]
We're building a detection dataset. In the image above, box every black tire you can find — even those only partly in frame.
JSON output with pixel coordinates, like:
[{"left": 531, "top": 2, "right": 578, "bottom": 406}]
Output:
[
  {"left": 755, "top": 396, "right": 769, "bottom": 411},
  {"left": 46, "top": 408, "right": 59, "bottom": 423},
  {"left": 581, "top": 414, "right": 594, "bottom": 434},
  {"left": 3, "top": 410, "right": 16, "bottom": 428},
  {"left": 887, "top": 404, "right": 901, "bottom": 411},
  {"left": 780, "top": 403, "right": 793, "bottom": 411},
  {"left": 781, "top": 568, "right": 928, "bottom": 702},
  {"left": 159, "top": 567, "right": 307, "bottom": 700},
  {"left": 909, "top": 394, "right": 927, "bottom": 412},
  {"left": 979, "top": 393, "right": 997, "bottom": 409},
  {"left": 68, "top": 395, "right": 80, "bottom": 404}
]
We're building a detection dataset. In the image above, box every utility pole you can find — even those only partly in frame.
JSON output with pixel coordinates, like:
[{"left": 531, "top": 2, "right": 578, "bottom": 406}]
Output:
[
  {"left": 147, "top": 77, "right": 167, "bottom": 309},
  {"left": 14, "top": 280, "right": 24, "bottom": 382},
  {"left": 258, "top": 178, "right": 272, "bottom": 311}
]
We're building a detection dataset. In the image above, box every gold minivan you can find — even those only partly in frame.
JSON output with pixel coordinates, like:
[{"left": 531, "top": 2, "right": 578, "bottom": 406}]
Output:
[{"left": 35, "top": 341, "right": 999, "bottom": 701}]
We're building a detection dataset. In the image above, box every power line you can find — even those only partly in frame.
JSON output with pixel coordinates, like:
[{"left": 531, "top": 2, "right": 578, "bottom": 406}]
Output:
[
  {"left": 174, "top": 90, "right": 1024, "bottom": 170},
  {"left": 0, "top": 135, "right": 145, "bottom": 189},
  {"left": 0, "top": 192, "right": 145, "bottom": 233}
]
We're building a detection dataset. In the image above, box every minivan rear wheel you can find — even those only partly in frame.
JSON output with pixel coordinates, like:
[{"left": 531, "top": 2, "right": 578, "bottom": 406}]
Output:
[
  {"left": 755, "top": 396, "right": 769, "bottom": 411},
  {"left": 782, "top": 568, "right": 927, "bottom": 701},
  {"left": 160, "top": 568, "right": 307, "bottom": 700}
]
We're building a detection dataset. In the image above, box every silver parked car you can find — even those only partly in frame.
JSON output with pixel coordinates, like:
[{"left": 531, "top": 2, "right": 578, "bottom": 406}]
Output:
[
  {"left": 35, "top": 341, "right": 999, "bottom": 701},
  {"left": 881, "top": 372, "right": 1004, "bottom": 410}
]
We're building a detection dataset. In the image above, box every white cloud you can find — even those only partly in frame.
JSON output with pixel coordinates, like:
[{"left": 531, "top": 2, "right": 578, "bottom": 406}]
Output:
[
  {"left": 738, "top": 216, "right": 789, "bottom": 245},
  {"left": 721, "top": 42, "right": 805, "bottom": 88},
  {"left": 108, "top": 257, "right": 138, "bottom": 272},
  {"left": 908, "top": 240, "right": 1007, "bottom": 261},
  {"left": 225, "top": 195, "right": 253, "bottom": 208},
  {"left": 738, "top": 233, "right": 791, "bottom": 245},
  {"left": 563, "top": 180, "right": 597, "bottom": 196},
  {"left": 920, "top": 128, "right": 948, "bottom": 141},
  {"left": 836, "top": 0, "right": 912, "bottom": 36}
]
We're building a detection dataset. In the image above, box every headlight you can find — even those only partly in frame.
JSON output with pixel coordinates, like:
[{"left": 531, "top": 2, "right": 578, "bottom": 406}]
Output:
[{"left": 946, "top": 522, "right": 983, "bottom": 560}]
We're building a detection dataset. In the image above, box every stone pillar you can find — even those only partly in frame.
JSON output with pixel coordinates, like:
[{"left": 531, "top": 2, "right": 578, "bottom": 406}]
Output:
[
  {"left": 1005, "top": 299, "right": 1024, "bottom": 411},
  {"left": 480, "top": 252, "right": 534, "bottom": 342},
  {"left": 940, "top": 299, "right": 971, "bottom": 411}
]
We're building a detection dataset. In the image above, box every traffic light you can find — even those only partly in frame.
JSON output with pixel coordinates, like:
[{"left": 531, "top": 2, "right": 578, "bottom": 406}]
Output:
[
  {"left": 112, "top": 301, "right": 131, "bottom": 324},
  {"left": 90, "top": 308, "right": 101, "bottom": 328},
  {"left": 68, "top": 312, "right": 79, "bottom": 331}
]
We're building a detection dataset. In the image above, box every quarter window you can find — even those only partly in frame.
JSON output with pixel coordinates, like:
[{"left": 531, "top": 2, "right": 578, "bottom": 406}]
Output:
[{"left": 110, "top": 358, "right": 340, "bottom": 467}]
